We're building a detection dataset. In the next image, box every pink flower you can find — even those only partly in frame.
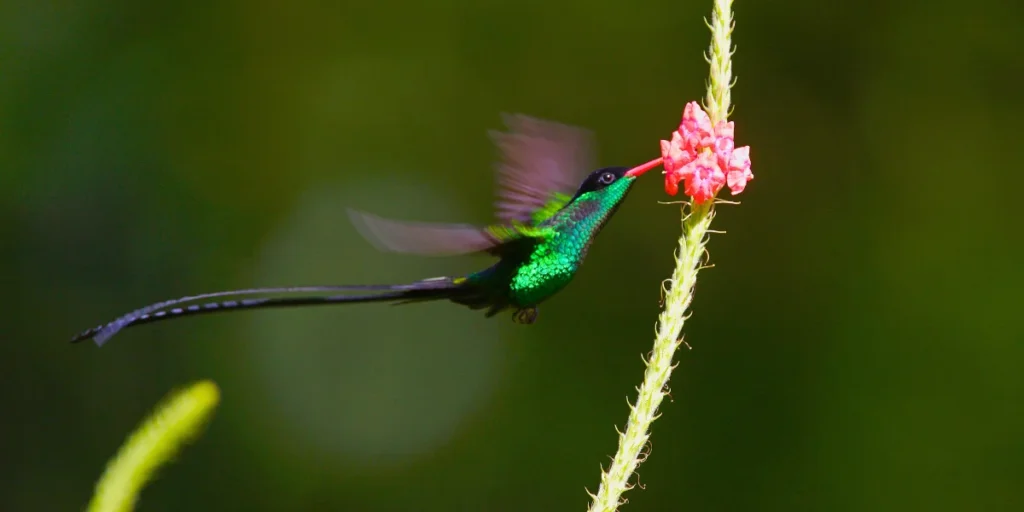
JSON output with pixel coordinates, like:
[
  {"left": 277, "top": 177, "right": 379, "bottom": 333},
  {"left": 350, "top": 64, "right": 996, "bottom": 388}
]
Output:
[
  {"left": 726, "top": 146, "right": 752, "bottom": 194},
  {"left": 678, "top": 150, "right": 725, "bottom": 201},
  {"left": 679, "top": 101, "right": 715, "bottom": 148},
  {"left": 658, "top": 101, "right": 753, "bottom": 203}
]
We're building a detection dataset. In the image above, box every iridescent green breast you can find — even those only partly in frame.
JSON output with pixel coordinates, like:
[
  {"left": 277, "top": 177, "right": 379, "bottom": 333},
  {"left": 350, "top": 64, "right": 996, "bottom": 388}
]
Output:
[
  {"left": 507, "top": 233, "right": 580, "bottom": 307},
  {"left": 507, "top": 177, "right": 634, "bottom": 307}
]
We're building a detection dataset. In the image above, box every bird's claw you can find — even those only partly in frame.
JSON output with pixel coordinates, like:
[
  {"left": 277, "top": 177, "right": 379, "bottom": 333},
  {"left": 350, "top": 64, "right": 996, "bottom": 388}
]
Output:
[{"left": 513, "top": 307, "right": 539, "bottom": 324}]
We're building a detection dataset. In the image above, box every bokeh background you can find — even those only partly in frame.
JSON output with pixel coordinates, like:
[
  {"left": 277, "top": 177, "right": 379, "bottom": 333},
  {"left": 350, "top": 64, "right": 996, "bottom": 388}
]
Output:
[{"left": 3, "top": 0, "right": 1023, "bottom": 510}]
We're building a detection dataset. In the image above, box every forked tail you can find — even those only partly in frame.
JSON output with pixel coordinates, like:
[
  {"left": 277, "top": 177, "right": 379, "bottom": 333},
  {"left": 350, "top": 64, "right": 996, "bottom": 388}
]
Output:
[{"left": 71, "top": 278, "right": 468, "bottom": 347}]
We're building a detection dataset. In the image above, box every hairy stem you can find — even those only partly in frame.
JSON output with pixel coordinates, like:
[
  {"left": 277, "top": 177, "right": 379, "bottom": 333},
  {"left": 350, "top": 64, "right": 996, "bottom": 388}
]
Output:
[
  {"left": 705, "top": 0, "right": 735, "bottom": 124},
  {"left": 586, "top": 0, "right": 735, "bottom": 510},
  {"left": 587, "top": 201, "right": 714, "bottom": 511}
]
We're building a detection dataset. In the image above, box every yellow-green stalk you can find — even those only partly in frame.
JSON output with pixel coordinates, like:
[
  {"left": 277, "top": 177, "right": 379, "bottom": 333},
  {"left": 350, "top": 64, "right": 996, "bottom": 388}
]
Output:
[
  {"left": 87, "top": 380, "right": 221, "bottom": 512},
  {"left": 587, "top": 1, "right": 736, "bottom": 510}
]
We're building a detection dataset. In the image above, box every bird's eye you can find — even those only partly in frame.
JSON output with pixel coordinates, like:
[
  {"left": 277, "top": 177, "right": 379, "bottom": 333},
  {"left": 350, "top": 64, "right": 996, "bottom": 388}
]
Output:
[{"left": 598, "top": 172, "right": 616, "bottom": 185}]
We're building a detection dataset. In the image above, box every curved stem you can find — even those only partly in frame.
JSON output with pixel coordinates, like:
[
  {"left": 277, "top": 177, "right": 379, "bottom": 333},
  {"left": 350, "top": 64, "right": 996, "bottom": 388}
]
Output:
[
  {"left": 587, "top": 201, "right": 714, "bottom": 512},
  {"left": 587, "top": 0, "right": 736, "bottom": 509},
  {"left": 87, "top": 380, "right": 220, "bottom": 512}
]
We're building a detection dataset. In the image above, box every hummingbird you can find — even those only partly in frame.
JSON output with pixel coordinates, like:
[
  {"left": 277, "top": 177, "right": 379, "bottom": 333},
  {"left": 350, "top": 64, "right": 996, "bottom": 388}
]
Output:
[{"left": 71, "top": 115, "right": 654, "bottom": 347}]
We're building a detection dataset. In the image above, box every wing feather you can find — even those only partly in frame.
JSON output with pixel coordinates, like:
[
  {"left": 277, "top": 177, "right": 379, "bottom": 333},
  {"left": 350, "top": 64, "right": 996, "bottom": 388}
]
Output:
[
  {"left": 489, "top": 113, "right": 595, "bottom": 224},
  {"left": 347, "top": 114, "right": 594, "bottom": 256},
  {"left": 347, "top": 209, "right": 502, "bottom": 256}
]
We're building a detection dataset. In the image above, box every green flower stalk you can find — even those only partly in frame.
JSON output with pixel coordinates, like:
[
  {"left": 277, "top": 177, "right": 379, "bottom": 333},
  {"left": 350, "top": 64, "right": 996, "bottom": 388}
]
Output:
[
  {"left": 87, "top": 380, "right": 221, "bottom": 512},
  {"left": 587, "top": 0, "right": 751, "bottom": 510}
]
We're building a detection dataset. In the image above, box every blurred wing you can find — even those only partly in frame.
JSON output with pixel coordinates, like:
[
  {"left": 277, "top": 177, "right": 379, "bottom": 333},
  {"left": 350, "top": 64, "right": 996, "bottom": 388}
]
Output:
[
  {"left": 348, "top": 209, "right": 515, "bottom": 256},
  {"left": 489, "top": 114, "right": 596, "bottom": 224},
  {"left": 347, "top": 115, "right": 592, "bottom": 256}
]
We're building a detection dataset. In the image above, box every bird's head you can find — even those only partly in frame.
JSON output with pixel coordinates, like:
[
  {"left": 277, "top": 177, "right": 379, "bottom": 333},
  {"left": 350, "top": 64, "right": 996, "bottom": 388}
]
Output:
[{"left": 567, "top": 159, "right": 658, "bottom": 205}]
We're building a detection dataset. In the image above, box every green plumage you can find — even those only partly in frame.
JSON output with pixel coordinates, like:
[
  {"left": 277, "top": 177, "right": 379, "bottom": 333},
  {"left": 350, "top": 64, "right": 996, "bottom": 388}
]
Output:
[
  {"left": 409, "top": 166, "right": 640, "bottom": 324},
  {"left": 71, "top": 116, "right": 646, "bottom": 346},
  {"left": 503, "top": 176, "right": 635, "bottom": 308}
]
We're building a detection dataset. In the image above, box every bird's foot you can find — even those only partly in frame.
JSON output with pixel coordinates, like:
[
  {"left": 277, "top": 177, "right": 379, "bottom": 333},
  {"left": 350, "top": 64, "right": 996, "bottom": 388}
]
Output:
[{"left": 512, "top": 307, "right": 539, "bottom": 324}]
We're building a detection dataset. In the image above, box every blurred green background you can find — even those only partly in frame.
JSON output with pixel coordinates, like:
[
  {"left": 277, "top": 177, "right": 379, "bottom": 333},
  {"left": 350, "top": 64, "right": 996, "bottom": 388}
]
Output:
[{"left": 3, "top": 0, "right": 1022, "bottom": 510}]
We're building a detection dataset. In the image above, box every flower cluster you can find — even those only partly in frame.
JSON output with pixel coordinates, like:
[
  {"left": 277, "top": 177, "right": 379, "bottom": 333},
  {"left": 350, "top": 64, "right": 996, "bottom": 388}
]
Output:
[{"left": 659, "top": 102, "right": 752, "bottom": 203}]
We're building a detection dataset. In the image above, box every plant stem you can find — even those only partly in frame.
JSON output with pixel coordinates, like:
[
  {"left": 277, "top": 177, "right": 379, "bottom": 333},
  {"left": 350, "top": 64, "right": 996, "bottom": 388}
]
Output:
[
  {"left": 586, "top": 0, "right": 735, "bottom": 510},
  {"left": 587, "top": 201, "right": 714, "bottom": 512},
  {"left": 87, "top": 380, "right": 220, "bottom": 512},
  {"left": 704, "top": 0, "right": 734, "bottom": 124}
]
